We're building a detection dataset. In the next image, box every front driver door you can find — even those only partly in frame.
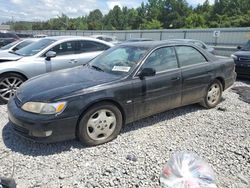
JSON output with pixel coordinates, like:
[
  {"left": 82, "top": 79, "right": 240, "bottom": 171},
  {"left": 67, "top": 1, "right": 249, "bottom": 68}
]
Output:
[
  {"left": 132, "top": 46, "right": 182, "bottom": 120},
  {"left": 46, "top": 41, "right": 80, "bottom": 72}
]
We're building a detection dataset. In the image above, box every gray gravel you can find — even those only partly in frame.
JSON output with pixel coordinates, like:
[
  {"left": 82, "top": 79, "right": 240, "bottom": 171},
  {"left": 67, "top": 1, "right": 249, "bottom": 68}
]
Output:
[{"left": 0, "top": 79, "right": 250, "bottom": 188}]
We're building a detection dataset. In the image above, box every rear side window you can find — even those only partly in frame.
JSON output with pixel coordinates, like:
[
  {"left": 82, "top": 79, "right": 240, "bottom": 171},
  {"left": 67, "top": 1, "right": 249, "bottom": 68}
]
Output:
[
  {"left": 76, "top": 40, "right": 109, "bottom": 53},
  {"left": 175, "top": 46, "right": 207, "bottom": 67}
]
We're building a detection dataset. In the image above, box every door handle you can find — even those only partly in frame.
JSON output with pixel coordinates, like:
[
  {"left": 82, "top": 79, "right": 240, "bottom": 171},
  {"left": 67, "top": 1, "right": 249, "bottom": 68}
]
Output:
[
  {"left": 171, "top": 77, "right": 180, "bottom": 81},
  {"left": 68, "top": 59, "right": 78, "bottom": 64}
]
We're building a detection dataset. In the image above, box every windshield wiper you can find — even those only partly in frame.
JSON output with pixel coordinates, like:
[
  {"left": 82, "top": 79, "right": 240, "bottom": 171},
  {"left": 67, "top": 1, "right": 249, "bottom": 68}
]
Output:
[{"left": 91, "top": 65, "right": 104, "bottom": 72}]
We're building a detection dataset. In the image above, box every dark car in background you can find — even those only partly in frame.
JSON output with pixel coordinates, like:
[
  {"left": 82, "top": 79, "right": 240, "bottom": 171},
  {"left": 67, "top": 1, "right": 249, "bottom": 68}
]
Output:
[
  {"left": 126, "top": 38, "right": 154, "bottom": 42},
  {"left": 8, "top": 41, "right": 236, "bottom": 146},
  {"left": 0, "top": 38, "right": 38, "bottom": 52},
  {"left": 0, "top": 32, "right": 19, "bottom": 47},
  {"left": 169, "top": 39, "right": 215, "bottom": 54},
  {"left": 16, "top": 33, "right": 34, "bottom": 38},
  {"left": 231, "top": 40, "right": 250, "bottom": 78}
]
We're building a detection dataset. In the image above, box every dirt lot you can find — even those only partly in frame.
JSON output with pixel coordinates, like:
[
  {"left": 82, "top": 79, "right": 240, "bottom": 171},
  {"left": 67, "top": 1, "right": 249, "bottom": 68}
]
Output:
[{"left": 0, "top": 79, "right": 249, "bottom": 188}]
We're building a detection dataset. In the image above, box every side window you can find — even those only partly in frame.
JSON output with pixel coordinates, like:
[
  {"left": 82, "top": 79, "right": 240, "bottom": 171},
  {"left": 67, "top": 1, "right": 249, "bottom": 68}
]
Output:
[
  {"left": 50, "top": 41, "right": 76, "bottom": 56},
  {"left": 76, "top": 40, "right": 109, "bottom": 53},
  {"left": 175, "top": 46, "right": 207, "bottom": 67},
  {"left": 142, "top": 47, "right": 178, "bottom": 73}
]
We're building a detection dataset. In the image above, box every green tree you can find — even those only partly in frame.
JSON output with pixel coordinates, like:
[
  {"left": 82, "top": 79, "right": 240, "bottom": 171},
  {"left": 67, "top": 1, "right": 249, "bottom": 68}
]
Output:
[
  {"left": 141, "top": 19, "right": 163, "bottom": 29},
  {"left": 185, "top": 13, "right": 206, "bottom": 28},
  {"left": 87, "top": 9, "right": 103, "bottom": 30}
]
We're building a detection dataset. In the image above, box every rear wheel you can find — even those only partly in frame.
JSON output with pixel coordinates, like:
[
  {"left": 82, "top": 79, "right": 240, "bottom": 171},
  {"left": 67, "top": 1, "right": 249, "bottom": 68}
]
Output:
[
  {"left": 77, "top": 102, "right": 123, "bottom": 146},
  {"left": 200, "top": 79, "right": 223, "bottom": 109},
  {"left": 0, "top": 73, "right": 26, "bottom": 103}
]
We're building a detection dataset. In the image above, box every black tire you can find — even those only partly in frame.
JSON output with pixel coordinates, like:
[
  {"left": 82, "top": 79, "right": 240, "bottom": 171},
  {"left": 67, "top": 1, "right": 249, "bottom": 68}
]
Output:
[
  {"left": 0, "top": 73, "right": 26, "bottom": 104},
  {"left": 200, "top": 79, "right": 223, "bottom": 109},
  {"left": 77, "top": 102, "right": 123, "bottom": 146}
]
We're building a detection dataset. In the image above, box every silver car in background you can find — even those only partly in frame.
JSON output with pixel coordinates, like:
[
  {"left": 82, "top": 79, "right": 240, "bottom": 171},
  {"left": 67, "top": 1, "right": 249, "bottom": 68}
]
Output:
[
  {"left": 0, "top": 36, "right": 114, "bottom": 102},
  {"left": 0, "top": 38, "right": 39, "bottom": 53}
]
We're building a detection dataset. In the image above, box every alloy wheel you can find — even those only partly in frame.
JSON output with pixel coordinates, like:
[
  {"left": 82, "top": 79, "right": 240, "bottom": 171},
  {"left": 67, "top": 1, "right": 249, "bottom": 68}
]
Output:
[
  {"left": 0, "top": 77, "right": 23, "bottom": 101},
  {"left": 207, "top": 83, "right": 221, "bottom": 106},
  {"left": 86, "top": 109, "right": 117, "bottom": 141}
]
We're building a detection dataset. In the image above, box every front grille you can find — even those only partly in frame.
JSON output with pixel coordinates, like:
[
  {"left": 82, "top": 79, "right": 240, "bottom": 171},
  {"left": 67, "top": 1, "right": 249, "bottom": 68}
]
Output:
[{"left": 239, "top": 57, "right": 250, "bottom": 62}]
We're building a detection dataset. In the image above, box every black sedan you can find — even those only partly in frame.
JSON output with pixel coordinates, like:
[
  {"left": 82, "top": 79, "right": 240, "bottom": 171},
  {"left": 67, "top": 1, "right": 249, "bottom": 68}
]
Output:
[
  {"left": 8, "top": 41, "right": 236, "bottom": 146},
  {"left": 231, "top": 40, "right": 250, "bottom": 78}
]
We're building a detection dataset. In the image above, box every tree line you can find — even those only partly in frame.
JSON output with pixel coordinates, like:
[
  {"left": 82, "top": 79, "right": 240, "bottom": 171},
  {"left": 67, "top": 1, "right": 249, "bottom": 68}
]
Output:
[{"left": 4, "top": 0, "right": 250, "bottom": 30}]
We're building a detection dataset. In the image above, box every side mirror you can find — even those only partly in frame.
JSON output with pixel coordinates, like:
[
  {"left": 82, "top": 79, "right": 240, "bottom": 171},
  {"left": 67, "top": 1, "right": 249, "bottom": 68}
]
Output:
[
  {"left": 45, "top": 51, "right": 56, "bottom": 61},
  {"left": 138, "top": 68, "right": 156, "bottom": 79},
  {"left": 237, "top": 46, "right": 242, "bottom": 50}
]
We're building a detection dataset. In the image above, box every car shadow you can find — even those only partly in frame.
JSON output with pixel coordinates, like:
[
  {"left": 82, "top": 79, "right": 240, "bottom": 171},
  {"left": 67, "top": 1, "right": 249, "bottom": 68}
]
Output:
[{"left": 2, "top": 104, "right": 207, "bottom": 156}]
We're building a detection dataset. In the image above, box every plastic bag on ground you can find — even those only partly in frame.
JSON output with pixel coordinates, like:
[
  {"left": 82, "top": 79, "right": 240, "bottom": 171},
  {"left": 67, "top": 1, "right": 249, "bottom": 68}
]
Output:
[{"left": 160, "top": 151, "right": 217, "bottom": 188}]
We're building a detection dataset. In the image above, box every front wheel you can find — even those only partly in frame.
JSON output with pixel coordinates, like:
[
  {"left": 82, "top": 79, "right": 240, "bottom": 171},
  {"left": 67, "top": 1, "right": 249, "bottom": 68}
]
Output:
[
  {"left": 200, "top": 80, "right": 223, "bottom": 109},
  {"left": 77, "top": 102, "right": 123, "bottom": 146},
  {"left": 0, "top": 73, "right": 26, "bottom": 103}
]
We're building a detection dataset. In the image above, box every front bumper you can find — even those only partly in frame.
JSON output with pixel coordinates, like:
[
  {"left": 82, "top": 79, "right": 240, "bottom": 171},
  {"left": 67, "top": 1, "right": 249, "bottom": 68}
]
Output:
[
  {"left": 7, "top": 97, "right": 79, "bottom": 143},
  {"left": 235, "top": 60, "right": 250, "bottom": 78},
  {"left": 235, "top": 66, "right": 250, "bottom": 78}
]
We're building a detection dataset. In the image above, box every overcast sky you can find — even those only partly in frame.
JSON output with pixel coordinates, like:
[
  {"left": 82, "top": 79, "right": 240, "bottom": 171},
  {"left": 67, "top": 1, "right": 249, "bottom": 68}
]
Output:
[{"left": 0, "top": 0, "right": 214, "bottom": 23}]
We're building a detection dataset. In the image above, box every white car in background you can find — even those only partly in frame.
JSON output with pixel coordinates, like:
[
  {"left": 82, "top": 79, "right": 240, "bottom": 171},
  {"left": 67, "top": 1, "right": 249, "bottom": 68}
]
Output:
[
  {"left": 0, "top": 38, "right": 39, "bottom": 53},
  {"left": 0, "top": 36, "right": 114, "bottom": 102}
]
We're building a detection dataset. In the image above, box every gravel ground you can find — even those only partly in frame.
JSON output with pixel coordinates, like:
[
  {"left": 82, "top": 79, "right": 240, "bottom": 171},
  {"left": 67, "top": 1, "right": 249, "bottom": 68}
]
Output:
[{"left": 0, "top": 79, "right": 249, "bottom": 188}]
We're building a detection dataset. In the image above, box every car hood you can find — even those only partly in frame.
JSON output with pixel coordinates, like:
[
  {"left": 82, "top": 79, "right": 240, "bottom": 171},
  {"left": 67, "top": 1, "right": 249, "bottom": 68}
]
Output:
[
  {"left": 234, "top": 50, "right": 250, "bottom": 57},
  {"left": 0, "top": 51, "right": 22, "bottom": 62},
  {"left": 16, "top": 66, "right": 120, "bottom": 103}
]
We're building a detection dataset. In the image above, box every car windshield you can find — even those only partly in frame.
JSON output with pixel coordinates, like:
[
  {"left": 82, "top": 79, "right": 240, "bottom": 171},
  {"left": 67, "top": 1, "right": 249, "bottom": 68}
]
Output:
[
  {"left": 242, "top": 40, "right": 250, "bottom": 51},
  {"left": 15, "top": 38, "right": 56, "bottom": 56},
  {"left": 89, "top": 45, "right": 149, "bottom": 76},
  {"left": 0, "top": 40, "right": 20, "bottom": 50}
]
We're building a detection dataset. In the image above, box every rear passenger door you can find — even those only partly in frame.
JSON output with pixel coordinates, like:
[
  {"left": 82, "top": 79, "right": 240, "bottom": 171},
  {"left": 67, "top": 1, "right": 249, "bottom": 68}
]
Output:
[{"left": 175, "top": 45, "right": 213, "bottom": 105}]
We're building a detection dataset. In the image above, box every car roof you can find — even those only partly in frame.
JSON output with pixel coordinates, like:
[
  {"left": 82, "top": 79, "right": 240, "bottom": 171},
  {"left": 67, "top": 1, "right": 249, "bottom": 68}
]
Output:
[
  {"left": 120, "top": 40, "right": 189, "bottom": 49},
  {"left": 39, "top": 36, "right": 114, "bottom": 46},
  {"left": 127, "top": 38, "right": 153, "bottom": 41},
  {"left": 169, "top": 39, "right": 204, "bottom": 43},
  {"left": 91, "top": 35, "right": 115, "bottom": 38}
]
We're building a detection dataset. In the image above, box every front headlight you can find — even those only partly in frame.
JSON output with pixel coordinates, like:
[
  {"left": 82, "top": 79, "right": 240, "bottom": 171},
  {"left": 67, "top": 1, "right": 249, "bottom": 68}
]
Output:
[
  {"left": 21, "top": 101, "right": 67, "bottom": 114},
  {"left": 231, "top": 54, "right": 237, "bottom": 60}
]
